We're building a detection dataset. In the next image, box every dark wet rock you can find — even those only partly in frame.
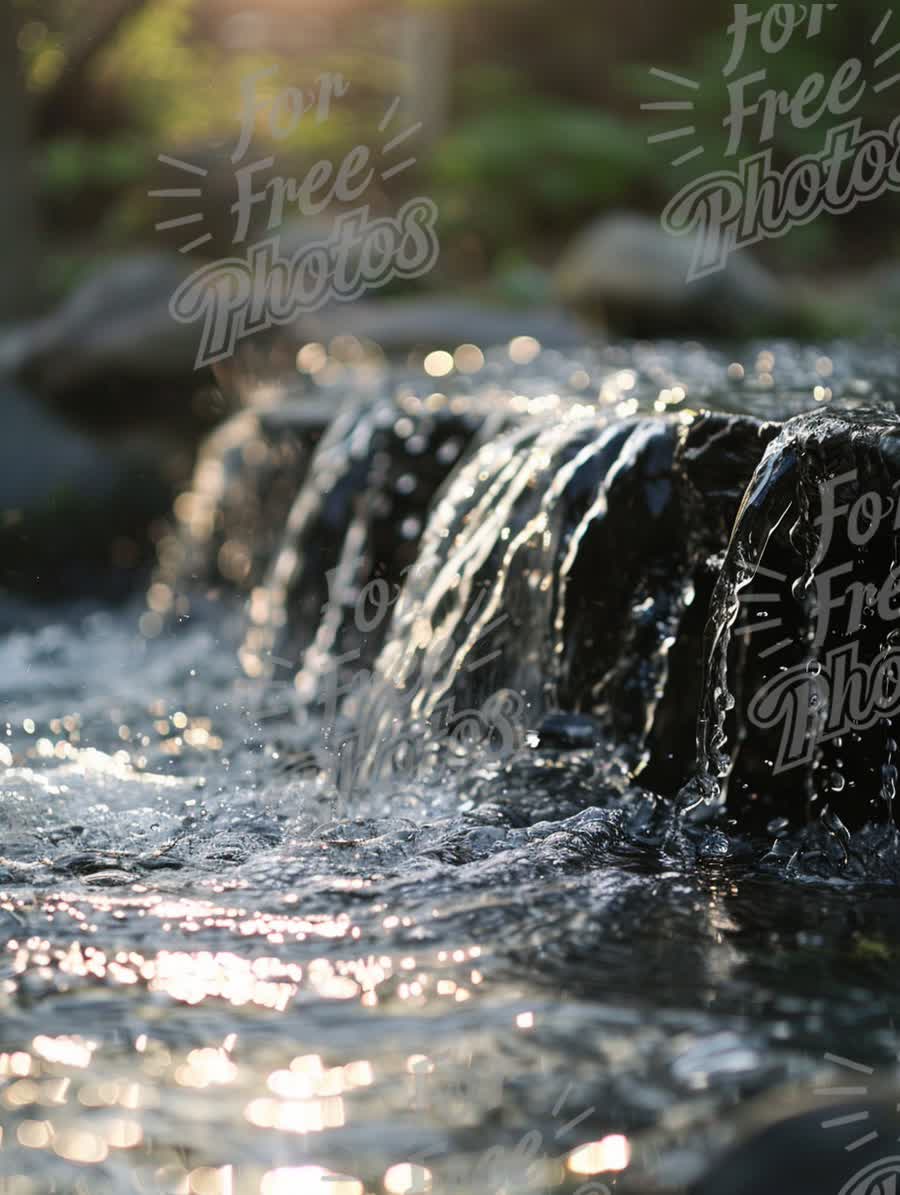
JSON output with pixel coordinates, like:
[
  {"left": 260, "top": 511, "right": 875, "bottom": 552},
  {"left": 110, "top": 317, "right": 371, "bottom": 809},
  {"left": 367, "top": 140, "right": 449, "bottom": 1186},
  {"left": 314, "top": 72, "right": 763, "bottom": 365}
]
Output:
[
  {"left": 555, "top": 212, "right": 787, "bottom": 339},
  {"left": 160, "top": 398, "right": 332, "bottom": 608},
  {"left": 165, "top": 338, "right": 900, "bottom": 837},
  {"left": 692, "top": 1101, "right": 900, "bottom": 1195},
  {"left": 640, "top": 413, "right": 780, "bottom": 793},
  {"left": 535, "top": 712, "right": 600, "bottom": 750},
  {"left": 137, "top": 854, "right": 184, "bottom": 871},
  {"left": 52, "top": 850, "right": 128, "bottom": 875},
  {"left": 0, "top": 382, "right": 170, "bottom": 598},
  {"left": 240, "top": 391, "right": 515, "bottom": 693},
  {"left": 361, "top": 396, "right": 900, "bottom": 831},
  {"left": 356, "top": 414, "right": 691, "bottom": 781},
  {"left": 675, "top": 411, "right": 781, "bottom": 550},
  {"left": 0, "top": 253, "right": 228, "bottom": 449},
  {"left": 81, "top": 869, "right": 135, "bottom": 888},
  {"left": 695, "top": 407, "right": 900, "bottom": 832},
  {"left": 358, "top": 407, "right": 767, "bottom": 789},
  {"left": 555, "top": 419, "right": 684, "bottom": 759}
]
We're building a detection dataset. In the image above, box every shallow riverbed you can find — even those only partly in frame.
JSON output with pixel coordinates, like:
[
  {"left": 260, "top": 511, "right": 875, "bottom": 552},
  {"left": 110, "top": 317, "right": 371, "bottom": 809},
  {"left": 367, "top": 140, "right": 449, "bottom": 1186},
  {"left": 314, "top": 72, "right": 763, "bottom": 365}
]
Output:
[{"left": 0, "top": 602, "right": 895, "bottom": 1195}]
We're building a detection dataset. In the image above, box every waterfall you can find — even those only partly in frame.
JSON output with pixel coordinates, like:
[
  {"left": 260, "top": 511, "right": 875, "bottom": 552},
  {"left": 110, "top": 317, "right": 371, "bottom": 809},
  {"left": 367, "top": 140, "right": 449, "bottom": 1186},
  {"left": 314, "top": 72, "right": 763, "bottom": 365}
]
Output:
[{"left": 157, "top": 339, "right": 900, "bottom": 836}]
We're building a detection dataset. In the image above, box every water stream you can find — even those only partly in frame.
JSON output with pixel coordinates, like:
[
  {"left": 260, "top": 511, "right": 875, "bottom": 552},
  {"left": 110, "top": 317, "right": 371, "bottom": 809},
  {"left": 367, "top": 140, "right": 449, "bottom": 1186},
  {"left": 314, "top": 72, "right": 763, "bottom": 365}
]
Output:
[{"left": 2, "top": 337, "right": 900, "bottom": 1195}]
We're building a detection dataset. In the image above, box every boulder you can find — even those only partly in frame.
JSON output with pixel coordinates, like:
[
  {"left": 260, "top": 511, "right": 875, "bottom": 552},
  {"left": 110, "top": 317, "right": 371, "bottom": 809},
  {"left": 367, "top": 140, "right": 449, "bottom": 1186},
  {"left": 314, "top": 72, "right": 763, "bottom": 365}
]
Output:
[
  {"left": 692, "top": 406, "right": 900, "bottom": 832},
  {"left": 0, "top": 382, "right": 170, "bottom": 598},
  {"left": 554, "top": 212, "right": 787, "bottom": 339},
  {"left": 0, "top": 253, "right": 227, "bottom": 446}
]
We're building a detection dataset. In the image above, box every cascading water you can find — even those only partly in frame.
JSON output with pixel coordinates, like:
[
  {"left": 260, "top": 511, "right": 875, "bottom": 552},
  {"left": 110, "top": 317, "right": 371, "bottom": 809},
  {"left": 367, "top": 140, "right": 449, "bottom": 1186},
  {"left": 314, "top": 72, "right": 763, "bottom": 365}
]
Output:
[
  {"left": 179, "top": 365, "right": 900, "bottom": 845},
  {"left": 157, "top": 338, "right": 900, "bottom": 849},
  {"left": 5, "top": 337, "right": 900, "bottom": 1195}
]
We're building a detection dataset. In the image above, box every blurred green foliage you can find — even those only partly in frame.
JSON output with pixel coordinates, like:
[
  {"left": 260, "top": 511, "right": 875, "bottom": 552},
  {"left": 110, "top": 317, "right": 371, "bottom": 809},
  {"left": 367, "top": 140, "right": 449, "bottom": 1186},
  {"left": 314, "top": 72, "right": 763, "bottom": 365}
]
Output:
[
  {"left": 40, "top": 138, "right": 147, "bottom": 197},
  {"left": 432, "top": 95, "right": 654, "bottom": 249},
  {"left": 16, "top": 0, "right": 900, "bottom": 305},
  {"left": 633, "top": 0, "right": 900, "bottom": 268}
]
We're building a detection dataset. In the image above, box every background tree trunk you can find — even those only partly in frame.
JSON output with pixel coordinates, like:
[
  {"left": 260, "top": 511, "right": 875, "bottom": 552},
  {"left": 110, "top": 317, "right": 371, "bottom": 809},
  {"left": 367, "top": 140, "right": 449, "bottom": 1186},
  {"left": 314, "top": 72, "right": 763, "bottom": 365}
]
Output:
[
  {"left": 401, "top": 3, "right": 451, "bottom": 149},
  {"left": 37, "top": 0, "right": 150, "bottom": 138},
  {"left": 0, "top": 3, "right": 40, "bottom": 322}
]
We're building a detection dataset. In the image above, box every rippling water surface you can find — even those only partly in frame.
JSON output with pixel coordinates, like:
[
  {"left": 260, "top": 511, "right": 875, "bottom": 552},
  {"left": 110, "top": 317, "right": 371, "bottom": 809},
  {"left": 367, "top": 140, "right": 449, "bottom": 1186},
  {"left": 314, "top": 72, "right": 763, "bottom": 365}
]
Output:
[{"left": 3, "top": 338, "right": 900, "bottom": 1195}]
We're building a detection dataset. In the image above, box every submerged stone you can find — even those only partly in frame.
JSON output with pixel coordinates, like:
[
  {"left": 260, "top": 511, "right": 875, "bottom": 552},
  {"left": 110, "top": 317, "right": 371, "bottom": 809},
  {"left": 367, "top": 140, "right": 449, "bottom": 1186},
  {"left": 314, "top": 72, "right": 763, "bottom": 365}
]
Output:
[
  {"left": 535, "top": 712, "right": 600, "bottom": 750},
  {"left": 692, "top": 1100, "right": 900, "bottom": 1195}
]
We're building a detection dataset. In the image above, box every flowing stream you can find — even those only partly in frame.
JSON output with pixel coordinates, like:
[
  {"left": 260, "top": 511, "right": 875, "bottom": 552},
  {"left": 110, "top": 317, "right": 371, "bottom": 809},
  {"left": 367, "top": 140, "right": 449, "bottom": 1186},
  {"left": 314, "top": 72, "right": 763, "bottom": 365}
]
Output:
[{"left": 2, "top": 337, "right": 900, "bottom": 1195}]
